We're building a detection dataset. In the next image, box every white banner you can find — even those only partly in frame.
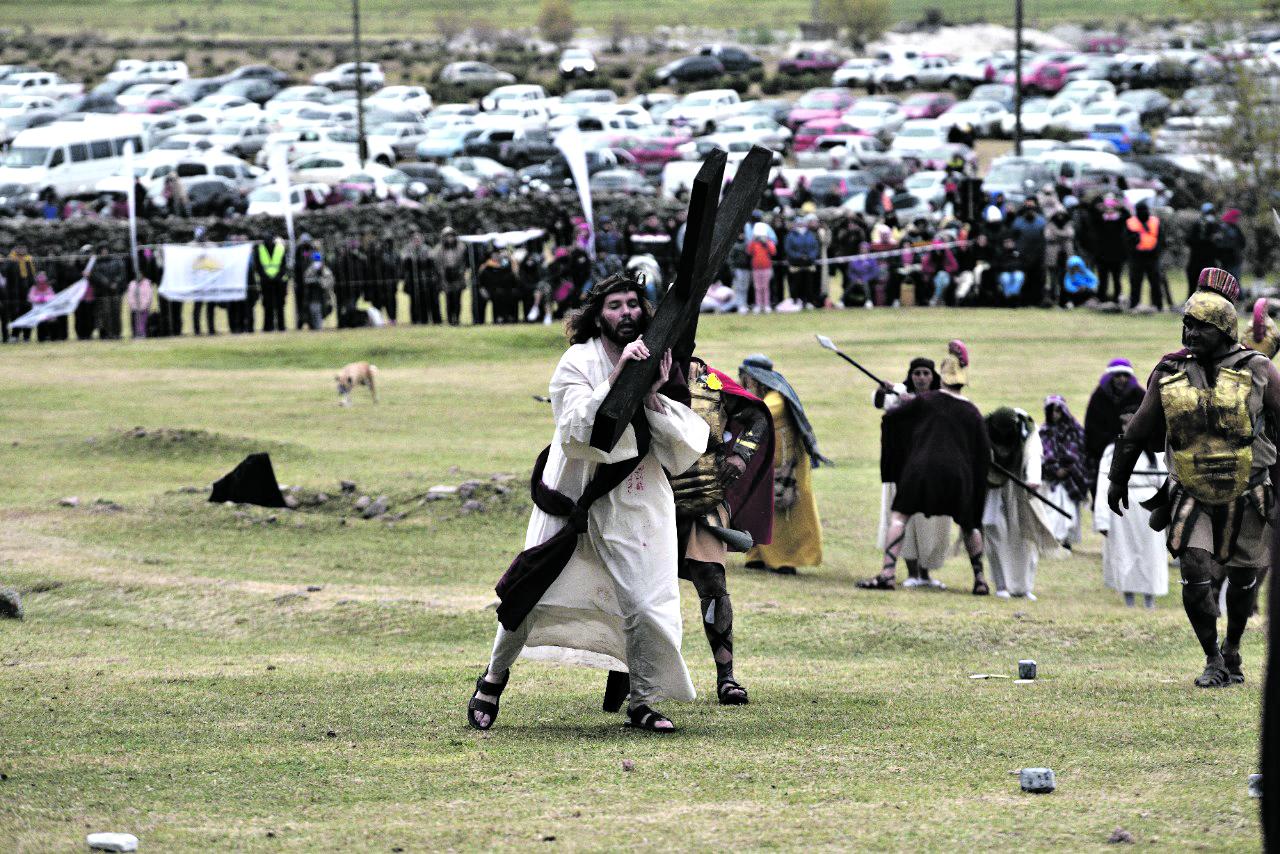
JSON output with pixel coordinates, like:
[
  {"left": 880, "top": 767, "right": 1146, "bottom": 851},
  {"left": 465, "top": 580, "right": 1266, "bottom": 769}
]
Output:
[
  {"left": 158, "top": 244, "right": 253, "bottom": 303},
  {"left": 553, "top": 124, "right": 594, "bottom": 257},
  {"left": 10, "top": 279, "right": 89, "bottom": 329}
]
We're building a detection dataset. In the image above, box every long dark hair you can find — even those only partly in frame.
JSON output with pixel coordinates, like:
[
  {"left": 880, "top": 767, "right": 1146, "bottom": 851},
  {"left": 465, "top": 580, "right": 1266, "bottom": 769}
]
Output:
[{"left": 566, "top": 272, "right": 654, "bottom": 345}]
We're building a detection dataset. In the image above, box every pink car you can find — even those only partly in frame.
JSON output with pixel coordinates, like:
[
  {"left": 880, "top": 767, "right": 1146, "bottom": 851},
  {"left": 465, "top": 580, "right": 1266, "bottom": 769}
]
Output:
[
  {"left": 778, "top": 49, "right": 843, "bottom": 76},
  {"left": 793, "top": 118, "right": 866, "bottom": 153},
  {"left": 608, "top": 129, "right": 691, "bottom": 171},
  {"left": 1003, "top": 60, "right": 1083, "bottom": 95},
  {"left": 785, "top": 87, "right": 858, "bottom": 129},
  {"left": 901, "top": 92, "right": 957, "bottom": 120}
]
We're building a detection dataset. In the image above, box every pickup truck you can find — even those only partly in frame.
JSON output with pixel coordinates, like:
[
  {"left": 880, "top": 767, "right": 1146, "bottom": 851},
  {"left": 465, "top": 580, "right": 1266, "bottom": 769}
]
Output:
[
  {"left": 0, "top": 72, "right": 83, "bottom": 101},
  {"left": 462, "top": 126, "right": 558, "bottom": 168}
]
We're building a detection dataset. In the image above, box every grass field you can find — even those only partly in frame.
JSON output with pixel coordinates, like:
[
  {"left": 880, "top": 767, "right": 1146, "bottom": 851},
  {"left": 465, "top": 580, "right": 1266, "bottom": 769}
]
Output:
[
  {"left": 4, "top": 0, "right": 1263, "bottom": 38},
  {"left": 0, "top": 307, "right": 1267, "bottom": 850}
]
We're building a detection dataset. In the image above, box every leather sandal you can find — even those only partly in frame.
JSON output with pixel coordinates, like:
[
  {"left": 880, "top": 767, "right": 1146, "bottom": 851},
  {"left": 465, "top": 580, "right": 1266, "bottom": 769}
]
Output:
[
  {"left": 717, "top": 679, "right": 749, "bottom": 706},
  {"left": 972, "top": 577, "right": 990, "bottom": 596},
  {"left": 856, "top": 573, "right": 896, "bottom": 590},
  {"left": 624, "top": 704, "right": 676, "bottom": 733},
  {"left": 466, "top": 668, "right": 509, "bottom": 730},
  {"left": 1194, "top": 658, "right": 1233, "bottom": 688}
]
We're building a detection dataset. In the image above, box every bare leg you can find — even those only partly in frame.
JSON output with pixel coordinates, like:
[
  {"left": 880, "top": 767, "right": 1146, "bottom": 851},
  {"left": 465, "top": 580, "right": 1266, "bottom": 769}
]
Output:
[
  {"left": 964, "top": 528, "right": 988, "bottom": 595},
  {"left": 858, "top": 511, "right": 907, "bottom": 589}
]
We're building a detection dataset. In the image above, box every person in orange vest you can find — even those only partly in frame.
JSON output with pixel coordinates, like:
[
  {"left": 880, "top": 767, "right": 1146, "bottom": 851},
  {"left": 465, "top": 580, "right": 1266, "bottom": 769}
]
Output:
[{"left": 1127, "top": 201, "right": 1165, "bottom": 310}]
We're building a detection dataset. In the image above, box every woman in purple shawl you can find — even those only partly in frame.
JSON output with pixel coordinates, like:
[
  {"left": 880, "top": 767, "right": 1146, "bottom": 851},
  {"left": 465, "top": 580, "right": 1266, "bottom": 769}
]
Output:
[
  {"left": 1041, "top": 395, "right": 1089, "bottom": 547},
  {"left": 1083, "top": 358, "right": 1145, "bottom": 497}
]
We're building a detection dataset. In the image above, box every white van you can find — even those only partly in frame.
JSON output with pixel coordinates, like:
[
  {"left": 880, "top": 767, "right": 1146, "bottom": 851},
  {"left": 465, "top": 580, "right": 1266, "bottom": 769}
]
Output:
[{"left": 0, "top": 118, "right": 149, "bottom": 195}]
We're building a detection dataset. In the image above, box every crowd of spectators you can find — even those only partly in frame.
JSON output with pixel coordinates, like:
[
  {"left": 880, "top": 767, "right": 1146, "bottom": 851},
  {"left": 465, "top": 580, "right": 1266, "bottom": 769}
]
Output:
[{"left": 0, "top": 183, "right": 1251, "bottom": 342}]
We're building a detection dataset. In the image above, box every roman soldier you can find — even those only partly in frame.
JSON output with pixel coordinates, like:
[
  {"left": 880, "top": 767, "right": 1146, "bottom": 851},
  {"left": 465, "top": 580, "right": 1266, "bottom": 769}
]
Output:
[
  {"left": 1108, "top": 289, "right": 1280, "bottom": 687},
  {"left": 600, "top": 357, "right": 774, "bottom": 709}
]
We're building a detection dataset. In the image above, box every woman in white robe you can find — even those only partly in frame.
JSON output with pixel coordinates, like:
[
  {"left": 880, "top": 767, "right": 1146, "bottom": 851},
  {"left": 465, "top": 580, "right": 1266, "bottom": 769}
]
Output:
[{"left": 1093, "top": 442, "right": 1169, "bottom": 607}]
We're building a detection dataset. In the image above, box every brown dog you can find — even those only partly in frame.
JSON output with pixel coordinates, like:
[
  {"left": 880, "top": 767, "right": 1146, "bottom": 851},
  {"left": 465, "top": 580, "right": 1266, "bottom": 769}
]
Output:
[{"left": 336, "top": 361, "right": 378, "bottom": 406}]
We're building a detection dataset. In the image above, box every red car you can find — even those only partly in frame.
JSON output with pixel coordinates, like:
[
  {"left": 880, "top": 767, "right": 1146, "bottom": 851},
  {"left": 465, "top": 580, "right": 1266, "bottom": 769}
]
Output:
[
  {"left": 901, "top": 92, "right": 957, "bottom": 120},
  {"left": 778, "top": 49, "right": 843, "bottom": 76},
  {"left": 785, "top": 87, "right": 858, "bottom": 129},
  {"left": 607, "top": 128, "right": 691, "bottom": 172},
  {"left": 793, "top": 118, "right": 865, "bottom": 153}
]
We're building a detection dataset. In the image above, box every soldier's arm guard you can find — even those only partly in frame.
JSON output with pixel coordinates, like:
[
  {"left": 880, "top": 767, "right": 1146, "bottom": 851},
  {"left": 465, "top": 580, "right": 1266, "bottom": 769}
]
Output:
[{"left": 729, "top": 404, "right": 770, "bottom": 467}]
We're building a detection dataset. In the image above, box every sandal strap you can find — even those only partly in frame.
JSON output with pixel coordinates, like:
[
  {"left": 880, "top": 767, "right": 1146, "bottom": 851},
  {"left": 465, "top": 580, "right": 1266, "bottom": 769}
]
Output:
[
  {"left": 627, "top": 704, "right": 672, "bottom": 729},
  {"left": 718, "top": 679, "right": 745, "bottom": 693},
  {"left": 468, "top": 697, "right": 498, "bottom": 715}
]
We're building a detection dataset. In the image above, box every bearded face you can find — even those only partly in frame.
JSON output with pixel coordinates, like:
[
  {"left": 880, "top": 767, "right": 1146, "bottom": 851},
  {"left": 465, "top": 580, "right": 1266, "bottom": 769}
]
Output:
[{"left": 599, "top": 289, "right": 647, "bottom": 346}]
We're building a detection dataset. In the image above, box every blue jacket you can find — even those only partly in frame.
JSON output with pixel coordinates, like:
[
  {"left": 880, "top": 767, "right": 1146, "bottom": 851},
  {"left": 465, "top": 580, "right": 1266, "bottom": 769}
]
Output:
[
  {"left": 1063, "top": 255, "right": 1097, "bottom": 294},
  {"left": 784, "top": 228, "right": 819, "bottom": 265}
]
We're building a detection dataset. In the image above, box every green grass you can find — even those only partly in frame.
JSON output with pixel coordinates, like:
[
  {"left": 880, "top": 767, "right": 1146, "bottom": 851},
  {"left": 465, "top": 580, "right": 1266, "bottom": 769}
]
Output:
[
  {"left": 4, "top": 0, "right": 1261, "bottom": 37},
  {"left": 0, "top": 308, "right": 1266, "bottom": 850}
]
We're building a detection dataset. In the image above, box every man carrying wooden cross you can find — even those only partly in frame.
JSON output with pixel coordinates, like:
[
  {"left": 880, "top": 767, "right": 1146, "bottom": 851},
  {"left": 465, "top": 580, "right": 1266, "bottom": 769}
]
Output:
[{"left": 466, "top": 148, "right": 773, "bottom": 733}]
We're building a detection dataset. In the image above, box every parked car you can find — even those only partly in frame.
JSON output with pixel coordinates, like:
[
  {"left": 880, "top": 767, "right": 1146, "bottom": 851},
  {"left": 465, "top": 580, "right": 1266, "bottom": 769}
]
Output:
[
  {"left": 698, "top": 45, "right": 763, "bottom": 74},
  {"left": 1055, "top": 79, "right": 1116, "bottom": 105},
  {"left": 982, "top": 156, "right": 1055, "bottom": 206},
  {"left": 1117, "top": 89, "right": 1171, "bottom": 125},
  {"left": 663, "top": 88, "right": 741, "bottom": 134},
  {"left": 903, "top": 170, "right": 948, "bottom": 207},
  {"left": 786, "top": 87, "right": 858, "bottom": 129},
  {"left": 968, "top": 83, "right": 1015, "bottom": 111},
  {"left": 589, "top": 167, "right": 655, "bottom": 195},
  {"left": 367, "top": 122, "right": 428, "bottom": 160},
  {"left": 841, "top": 100, "right": 905, "bottom": 137},
  {"left": 1064, "top": 100, "right": 1140, "bottom": 134},
  {"left": 463, "top": 127, "right": 557, "bottom": 168},
  {"left": 173, "top": 175, "right": 248, "bottom": 216},
  {"left": 205, "top": 118, "right": 274, "bottom": 160},
  {"left": 0, "top": 94, "right": 55, "bottom": 121},
  {"left": 890, "top": 120, "right": 948, "bottom": 154},
  {"left": 791, "top": 118, "right": 863, "bottom": 152},
  {"left": 794, "top": 133, "right": 889, "bottom": 168},
  {"left": 1000, "top": 97, "right": 1078, "bottom": 136},
  {"left": 246, "top": 181, "right": 329, "bottom": 216},
  {"left": 168, "top": 78, "right": 225, "bottom": 105},
  {"left": 312, "top": 62, "right": 384, "bottom": 91},
  {"left": 901, "top": 92, "right": 956, "bottom": 120},
  {"left": 873, "top": 56, "right": 959, "bottom": 91},
  {"left": 116, "top": 83, "right": 172, "bottom": 110},
  {"left": 559, "top": 48, "right": 597, "bottom": 79},
  {"left": 807, "top": 169, "right": 874, "bottom": 205},
  {"left": 0, "top": 72, "right": 82, "bottom": 100},
  {"left": 779, "top": 49, "right": 843, "bottom": 76},
  {"left": 439, "top": 62, "right": 516, "bottom": 87},
  {"left": 940, "top": 99, "right": 1008, "bottom": 137},
  {"left": 219, "top": 78, "right": 283, "bottom": 105},
  {"left": 653, "top": 55, "right": 725, "bottom": 86},
  {"left": 711, "top": 115, "right": 791, "bottom": 149},
  {"left": 832, "top": 57, "right": 883, "bottom": 88},
  {"left": 1088, "top": 123, "right": 1152, "bottom": 154},
  {"left": 222, "top": 65, "right": 291, "bottom": 86},
  {"left": 367, "top": 85, "right": 434, "bottom": 114},
  {"left": 480, "top": 84, "right": 547, "bottom": 112}
]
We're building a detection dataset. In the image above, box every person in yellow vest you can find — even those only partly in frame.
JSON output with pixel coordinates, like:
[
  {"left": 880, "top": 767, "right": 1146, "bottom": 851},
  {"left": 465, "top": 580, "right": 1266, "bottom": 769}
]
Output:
[
  {"left": 252, "top": 235, "right": 289, "bottom": 332},
  {"left": 1126, "top": 201, "right": 1164, "bottom": 310},
  {"left": 1107, "top": 290, "right": 1280, "bottom": 688},
  {"left": 739, "top": 354, "right": 828, "bottom": 575}
]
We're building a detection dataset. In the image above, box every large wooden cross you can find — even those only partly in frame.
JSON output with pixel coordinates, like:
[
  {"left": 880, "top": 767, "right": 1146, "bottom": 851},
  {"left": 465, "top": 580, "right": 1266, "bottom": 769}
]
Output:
[{"left": 589, "top": 145, "right": 774, "bottom": 452}]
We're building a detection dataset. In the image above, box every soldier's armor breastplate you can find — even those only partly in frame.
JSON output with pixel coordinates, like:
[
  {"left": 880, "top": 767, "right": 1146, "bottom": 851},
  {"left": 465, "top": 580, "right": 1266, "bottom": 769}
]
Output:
[
  {"left": 670, "top": 371, "right": 727, "bottom": 515},
  {"left": 1160, "top": 363, "right": 1254, "bottom": 505}
]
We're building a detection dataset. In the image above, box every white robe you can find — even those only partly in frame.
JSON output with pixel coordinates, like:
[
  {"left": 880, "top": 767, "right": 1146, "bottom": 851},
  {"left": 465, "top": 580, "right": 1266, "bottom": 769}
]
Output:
[
  {"left": 1093, "top": 444, "right": 1169, "bottom": 597},
  {"left": 490, "top": 338, "right": 709, "bottom": 704},
  {"left": 983, "top": 430, "right": 1062, "bottom": 596},
  {"left": 1043, "top": 482, "right": 1082, "bottom": 546}
]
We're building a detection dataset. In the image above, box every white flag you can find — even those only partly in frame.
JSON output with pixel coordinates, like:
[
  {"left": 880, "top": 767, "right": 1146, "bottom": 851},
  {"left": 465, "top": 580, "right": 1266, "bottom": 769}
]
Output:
[
  {"left": 158, "top": 244, "right": 253, "bottom": 303},
  {"left": 10, "top": 279, "right": 89, "bottom": 329},
  {"left": 553, "top": 124, "right": 594, "bottom": 257}
]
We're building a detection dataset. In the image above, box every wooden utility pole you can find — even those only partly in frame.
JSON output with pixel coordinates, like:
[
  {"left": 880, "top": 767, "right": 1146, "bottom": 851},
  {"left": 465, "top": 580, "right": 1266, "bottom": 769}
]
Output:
[
  {"left": 1013, "top": 0, "right": 1023, "bottom": 157},
  {"left": 353, "top": 0, "right": 368, "bottom": 166}
]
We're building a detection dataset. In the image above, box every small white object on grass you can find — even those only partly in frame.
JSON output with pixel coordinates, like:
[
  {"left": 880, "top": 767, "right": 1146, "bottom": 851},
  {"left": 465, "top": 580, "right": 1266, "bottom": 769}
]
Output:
[{"left": 87, "top": 832, "right": 138, "bottom": 852}]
